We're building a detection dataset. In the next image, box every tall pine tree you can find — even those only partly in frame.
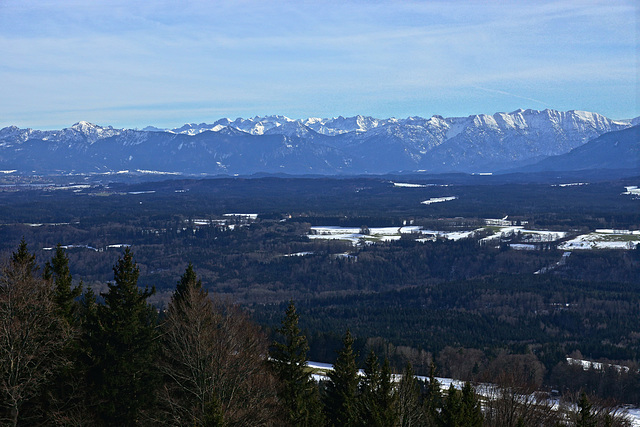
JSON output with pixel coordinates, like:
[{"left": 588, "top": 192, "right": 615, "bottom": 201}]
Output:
[
  {"left": 85, "top": 248, "right": 158, "bottom": 426},
  {"left": 44, "top": 244, "right": 82, "bottom": 325},
  {"left": 425, "top": 362, "right": 442, "bottom": 425},
  {"left": 325, "top": 329, "right": 360, "bottom": 427},
  {"left": 577, "top": 392, "right": 596, "bottom": 427},
  {"left": 357, "top": 351, "right": 397, "bottom": 427},
  {"left": 173, "top": 262, "right": 201, "bottom": 304},
  {"left": 460, "top": 382, "right": 483, "bottom": 427},
  {"left": 270, "top": 301, "right": 324, "bottom": 426},
  {"left": 40, "top": 244, "right": 86, "bottom": 424}
]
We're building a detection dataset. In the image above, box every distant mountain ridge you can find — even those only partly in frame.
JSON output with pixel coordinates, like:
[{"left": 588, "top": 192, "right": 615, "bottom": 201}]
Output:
[{"left": 0, "top": 109, "right": 635, "bottom": 176}]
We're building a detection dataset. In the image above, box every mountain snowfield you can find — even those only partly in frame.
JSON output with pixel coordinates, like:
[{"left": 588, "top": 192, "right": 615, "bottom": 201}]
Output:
[{"left": 0, "top": 109, "right": 636, "bottom": 176}]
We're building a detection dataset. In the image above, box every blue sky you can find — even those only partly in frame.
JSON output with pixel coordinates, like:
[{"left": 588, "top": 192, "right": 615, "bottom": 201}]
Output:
[{"left": 0, "top": 0, "right": 637, "bottom": 129}]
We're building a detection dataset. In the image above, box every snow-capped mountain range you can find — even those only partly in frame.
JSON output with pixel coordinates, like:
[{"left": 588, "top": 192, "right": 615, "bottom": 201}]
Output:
[{"left": 0, "top": 109, "right": 636, "bottom": 176}]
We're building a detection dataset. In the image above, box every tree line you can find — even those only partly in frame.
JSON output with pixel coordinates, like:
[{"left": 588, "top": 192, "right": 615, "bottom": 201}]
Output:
[{"left": 0, "top": 241, "right": 633, "bottom": 425}]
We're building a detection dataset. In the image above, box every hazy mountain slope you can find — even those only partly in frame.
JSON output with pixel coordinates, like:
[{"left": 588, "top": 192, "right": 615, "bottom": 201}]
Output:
[{"left": 522, "top": 125, "right": 640, "bottom": 172}]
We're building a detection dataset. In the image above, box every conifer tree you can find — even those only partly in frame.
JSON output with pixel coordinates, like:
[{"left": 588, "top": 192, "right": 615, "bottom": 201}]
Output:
[
  {"left": 41, "top": 245, "right": 86, "bottom": 424},
  {"left": 395, "top": 362, "right": 426, "bottom": 427},
  {"left": 438, "top": 382, "right": 482, "bottom": 427},
  {"left": 439, "top": 384, "right": 463, "bottom": 427},
  {"left": 424, "top": 362, "right": 442, "bottom": 424},
  {"left": 44, "top": 244, "right": 82, "bottom": 325},
  {"left": 325, "top": 329, "right": 360, "bottom": 427},
  {"left": 12, "top": 238, "right": 37, "bottom": 274},
  {"left": 270, "top": 301, "right": 324, "bottom": 426},
  {"left": 460, "top": 382, "right": 483, "bottom": 427},
  {"left": 379, "top": 358, "right": 396, "bottom": 425},
  {"left": 358, "top": 350, "right": 382, "bottom": 425},
  {"left": 577, "top": 392, "right": 596, "bottom": 427},
  {"left": 173, "top": 261, "right": 201, "bottom": 304},
  {"left": 357, "top": 351, "right": 397, "bottom": 426},
  {"left": 85, "top": 248, "right": 158, "bottom": 426}
]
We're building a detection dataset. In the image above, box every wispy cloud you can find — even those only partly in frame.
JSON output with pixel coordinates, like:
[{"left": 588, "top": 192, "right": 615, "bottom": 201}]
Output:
[
  {"left": 0, "top": 0, "right": 636, "bottom": 128},
  {"left": 471, "top": 87, "right": 550, "bottom": 108}
]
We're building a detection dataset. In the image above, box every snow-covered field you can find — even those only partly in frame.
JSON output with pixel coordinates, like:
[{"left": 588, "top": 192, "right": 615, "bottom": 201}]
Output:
[
  {"left": 559, "top": 230, "right": 640, "bottom": 250},
  {"left": 308, "top": 225, "right": 640, "bottom": 251},
  {"left": 553, "top": 182, "right": 589, "bottom": 187},
  {"left": 391, "top": 181, "right": 449, "bottom": 188},
  {"left": 392, "top": 182, "right": 427, "bottom": 188},
  {"left": 480, "top": 227, "right": 568, "bottom": 245},
  {"left": 283, "top": 251, "right": 314, "bottom": 257},
  {"left": 43, "top": 244, "right": 99, "bottom": 251},
  {"left": 566, "top": 357, "right": 630, "bottom": 373},
  {"left": 421, "top": 196, "right": 457, "bottom": 205},
  {"left": 308, "top": 226, "right": 477, "bottom": 245},
  {"left": 223, "top": 213, "right": 259, "bottom": 219},
  {"left": 421, "top": 229, "right": 478, "bottom": 241},
  {"left": 623, "top": 186, "right": 640, "bottom": 196},
  {"left": 43, "top": 244, "right": 132, "bottom": 251}
]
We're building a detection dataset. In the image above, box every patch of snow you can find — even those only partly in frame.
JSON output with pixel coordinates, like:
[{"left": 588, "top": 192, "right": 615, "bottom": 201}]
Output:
[
  {"left": 622, "top": 186, "right": 640, "bottom": 196},
  {"left": 510, "top": 244, "right": 537, "bottom": 250},
  {"left": 43, "top": 244, "right": 99, "bottom": 251},
  {"left": 553, "top": 182, "right": 588, "bottom": 187},
  {"left": 136, "top": 169, "right": 181, "bottom": 175},
  {"left": 392, "top": 182, "right": 427, "bottom": 188},
  {"left": 559, "top": 231, "right": 640, "bottom": 250},
  {"left": 223, "top": 213, "right": 258, "bottom": 220},
  {"left": 283, "top": 252, "right": 314, "bottom": 257},
  {"left": 421, "top": 196, "right": 457, "bottom": 205},
  {"left": 399, "top": 226, "right": 422, "bottom": 233},
  {"left": 567, "top": 357, "right": 630, "bottom": 373}
]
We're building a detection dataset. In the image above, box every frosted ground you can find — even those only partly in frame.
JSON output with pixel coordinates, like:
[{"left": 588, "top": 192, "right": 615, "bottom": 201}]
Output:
[
  {"left": 308, "top": 225, "right": 565, "bottom": 247},
  {"left": 559, "top": 230, "right": 640, "bottom": 250},
  {"left": 308, "top": 224, "right": 640, "bottom": 251},
  {"left": 307, "top": 225, "right": 478, "bottom": 246},
  {"left": 480, "top": 227, "right": 568, "bottom": 246}
]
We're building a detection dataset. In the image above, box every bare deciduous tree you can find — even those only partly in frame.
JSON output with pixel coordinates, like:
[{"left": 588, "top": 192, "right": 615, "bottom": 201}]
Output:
[
  {"left": 159, "top": 272, "right": 280, "bottom": 426},
  {"left": 481, "top": 353, "right": 560, "bottom": 427},
  {"left": 0, "top": 248, "right": 71, "bottom": 426}
]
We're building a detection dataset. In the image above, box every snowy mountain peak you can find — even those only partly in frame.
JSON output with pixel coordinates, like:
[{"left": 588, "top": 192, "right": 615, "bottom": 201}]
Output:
[
  {"left": 1, "top": 108, "right": 634, "bottom": 176},
  {"left": 70, "top": 121, "right": 115, "bottom": 134},
  {"left": 66, "top": 121, "right": 121, "bottom": 144}
]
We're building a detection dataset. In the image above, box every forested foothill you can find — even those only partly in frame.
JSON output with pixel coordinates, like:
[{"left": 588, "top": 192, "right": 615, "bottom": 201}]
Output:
[
  {"left": 0, "top": 243, "right": 633, "bottom": 425},
  {"left": 1, "top": 173, "right": 640, "bottom": 423}
]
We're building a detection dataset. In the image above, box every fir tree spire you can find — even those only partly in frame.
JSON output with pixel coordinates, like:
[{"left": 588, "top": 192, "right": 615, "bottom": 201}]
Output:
[
  {"left": 325, "top": 329, "right": 359, "bottom": 427},
  {"left": 270, "top": 301, "right": 323, "bottom": 426},
  {"left": 173, "top": 262, "right": 201, "bottom": 304},
  {"left": 87, "top": 247, "right": 158, "bottom": 425},
  {"left": 44, "top": 244, "right": 82, "bottom": 325},
  {"left": 12, "top": 238, "right": 37, "bottom": 276}
]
